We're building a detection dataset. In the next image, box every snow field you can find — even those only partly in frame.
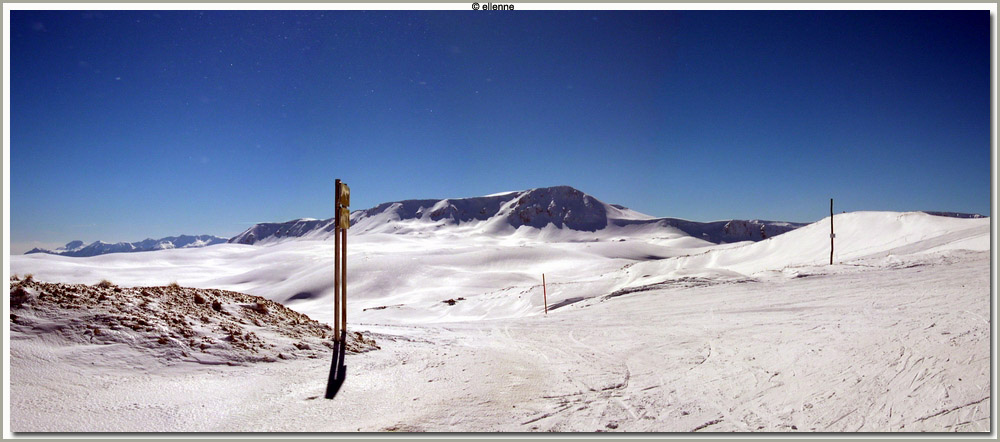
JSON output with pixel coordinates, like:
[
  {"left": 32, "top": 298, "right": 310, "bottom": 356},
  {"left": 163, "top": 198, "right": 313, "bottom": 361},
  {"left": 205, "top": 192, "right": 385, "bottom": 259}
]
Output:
[
  {"left": 9, "top": 249, "right": 988, "bottom": 431},
  {"left": 10, "top": 211, "right": 988, "bottom": 327},
  {"left": 7, "top": 210, "right": 991, "bottom": 431}
]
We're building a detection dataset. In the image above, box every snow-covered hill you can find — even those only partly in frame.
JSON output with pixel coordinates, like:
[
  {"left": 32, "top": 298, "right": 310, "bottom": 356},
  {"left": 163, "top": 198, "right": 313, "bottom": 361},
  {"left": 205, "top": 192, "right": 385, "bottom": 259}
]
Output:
[
  {"left": 617, "top": 211, "right": 991, "bottom": 289},
  {"left": 229, "top": 186, "right": 805, "bottom": 245},
  {"left": 8, "top": 212, "right": 990, "bottom": 431},
  {"left": 11, "top": 207, "right": 989, "bottom": 327},
  {"left": 26, "top": 235, "right": 228, "bottom": 257}
]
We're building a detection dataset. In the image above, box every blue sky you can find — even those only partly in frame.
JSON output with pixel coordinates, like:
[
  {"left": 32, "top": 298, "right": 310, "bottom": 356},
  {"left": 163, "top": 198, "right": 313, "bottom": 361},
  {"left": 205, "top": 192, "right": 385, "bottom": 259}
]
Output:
[{"left": 9, "top": 10, "right": 991, "bottom": 252}]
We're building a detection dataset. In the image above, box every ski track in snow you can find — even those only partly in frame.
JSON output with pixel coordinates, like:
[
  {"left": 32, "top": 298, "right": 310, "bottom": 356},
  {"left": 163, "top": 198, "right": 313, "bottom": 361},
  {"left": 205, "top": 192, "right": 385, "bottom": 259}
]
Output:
[
  {"left": 7, "top": 212, "right": 992, "bottom": 432},
  {"left": 9, "top": 251, "right": 990, "bottom": 432}
]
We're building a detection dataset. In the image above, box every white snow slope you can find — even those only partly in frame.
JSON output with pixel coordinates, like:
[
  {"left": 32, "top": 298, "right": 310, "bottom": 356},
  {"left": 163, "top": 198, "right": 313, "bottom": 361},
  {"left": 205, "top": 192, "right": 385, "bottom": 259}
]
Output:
[{"left": 6, "top": 210, "right": 992, "bottom": 432}]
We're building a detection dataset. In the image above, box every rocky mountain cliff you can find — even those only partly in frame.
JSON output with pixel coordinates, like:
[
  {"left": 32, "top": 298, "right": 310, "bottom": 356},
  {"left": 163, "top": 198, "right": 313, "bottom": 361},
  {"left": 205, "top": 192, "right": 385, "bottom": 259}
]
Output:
[{"left": 230, "top": 186, "right": 805, "bottom": 245}]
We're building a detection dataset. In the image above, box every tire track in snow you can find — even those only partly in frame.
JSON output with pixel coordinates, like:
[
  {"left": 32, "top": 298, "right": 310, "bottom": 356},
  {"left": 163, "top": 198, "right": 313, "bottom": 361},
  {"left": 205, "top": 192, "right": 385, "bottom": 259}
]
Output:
[
  {"left": 916, "top": 396, "right": 990, "bottom": 423},
  {"left": 513, "top": 328, "right": 638, "bottom": 430}
]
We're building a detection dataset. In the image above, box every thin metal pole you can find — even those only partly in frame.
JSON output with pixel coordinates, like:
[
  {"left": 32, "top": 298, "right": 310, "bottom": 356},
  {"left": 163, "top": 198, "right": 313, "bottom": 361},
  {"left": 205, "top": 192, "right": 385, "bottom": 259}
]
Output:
[
  {"left": 542, "top": 274, "right": 547, "bottom": 315},
  {"left": 334, "top": 179, "right": 341, "bottom": 341},
  {"left": 830, "top": 198, "right": 834, "bottom": 265}
]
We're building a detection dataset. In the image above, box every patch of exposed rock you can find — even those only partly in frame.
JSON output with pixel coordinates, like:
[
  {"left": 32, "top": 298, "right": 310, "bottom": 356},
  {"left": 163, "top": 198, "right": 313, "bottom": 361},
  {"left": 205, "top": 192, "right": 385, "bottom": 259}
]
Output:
[{"left": 9, "top": 275, "right": 378, "bottom": 366}]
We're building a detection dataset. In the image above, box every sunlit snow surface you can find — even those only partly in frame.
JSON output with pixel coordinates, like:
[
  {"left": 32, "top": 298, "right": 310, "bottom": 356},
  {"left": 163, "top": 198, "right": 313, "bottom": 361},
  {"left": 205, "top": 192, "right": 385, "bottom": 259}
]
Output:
[{"left": 8, "top": 211, "right": 991, "bottom": 432}]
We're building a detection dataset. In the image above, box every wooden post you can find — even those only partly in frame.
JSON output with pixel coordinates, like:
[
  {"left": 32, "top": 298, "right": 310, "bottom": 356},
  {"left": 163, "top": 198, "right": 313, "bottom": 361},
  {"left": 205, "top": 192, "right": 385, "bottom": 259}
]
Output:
[
  {"left": 542, "top": 274, "right": 548, "bottom": 315},
  {"left": 326, "top": 179, "right": 350, "bottom": 399},
  {"left": 341, "top": 219, "right": 347, "bottom": 335},
  {"left": 830, "top": 198, "right": 834, "bottom": 265},
  {"left": 334, "top": 179, "right": 341, "bottom": 341}
]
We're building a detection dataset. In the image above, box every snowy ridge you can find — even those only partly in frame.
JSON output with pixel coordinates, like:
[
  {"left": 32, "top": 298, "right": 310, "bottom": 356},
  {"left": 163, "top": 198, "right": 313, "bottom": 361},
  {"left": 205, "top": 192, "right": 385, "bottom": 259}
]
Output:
[
  {"left": 11, "top": 208, "right": 989, "bottom": 326},
  {"left": 230, "top": 186, "right": 805, "bottom": 245},
  {"left": 26, "top": 235, "right": 229, "bottom": 257},
  {"left": 617, "top": 211, "right": 991, "bottom": 289},
  {"left": 228, "top": 218, "right": 338, "bottom": 245},
  {"left": 921, "top": 211, "right": 986, "bottom": 219}
]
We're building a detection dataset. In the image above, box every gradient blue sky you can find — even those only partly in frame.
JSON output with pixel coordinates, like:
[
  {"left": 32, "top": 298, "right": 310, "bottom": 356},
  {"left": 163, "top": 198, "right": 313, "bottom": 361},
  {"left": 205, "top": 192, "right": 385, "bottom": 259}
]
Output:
[{"left": 9, "top": 10, "right": 991, "bottom": 252}]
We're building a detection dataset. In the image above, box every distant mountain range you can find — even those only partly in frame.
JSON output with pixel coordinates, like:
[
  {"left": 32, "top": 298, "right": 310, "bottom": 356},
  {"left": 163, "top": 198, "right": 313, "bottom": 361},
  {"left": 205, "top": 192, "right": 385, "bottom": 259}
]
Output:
[
  {"left": 24, "top": 187, "right": 985, "bottom": 257},
  {"left": 921, "top": 211, "right": 986, "bottom": 219},
  {"left": 230, "top": 186, "right": 808, "bottom": 245},
  {"left": 26, "top": 235, "right": 229, "bottom": 257}
]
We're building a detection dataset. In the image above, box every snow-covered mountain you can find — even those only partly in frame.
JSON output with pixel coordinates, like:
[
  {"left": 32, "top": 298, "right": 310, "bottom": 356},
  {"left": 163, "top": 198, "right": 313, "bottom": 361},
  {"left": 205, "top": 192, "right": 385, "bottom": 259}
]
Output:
[
  {"left": 26, "top": 235, "right": 229, "bottom": 257},
  {"left": 230, "top": 186, "right": 806, "bottom": 245},
  {"left": 10, "top": 209, "right": 990, "bottom": 432},
  {"left": 228, "top": 218, "right": 337, "bottom": 245}
]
